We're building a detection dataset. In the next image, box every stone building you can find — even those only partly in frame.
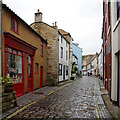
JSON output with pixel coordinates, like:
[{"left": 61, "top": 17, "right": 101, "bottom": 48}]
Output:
[
  {"left": 31, "top": 10, "right": 70, "bottom": 83},
  {"left": 1, "top": 4, "right": 47, "bottom": 97}
]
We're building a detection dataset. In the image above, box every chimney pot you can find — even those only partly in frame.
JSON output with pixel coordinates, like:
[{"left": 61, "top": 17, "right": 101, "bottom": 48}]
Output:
[
  {"left": 55, "top": 21, "right": 57, "bottom": 27},
  {"left": 38, "top": 9, "right": 40, "bottom": 12},
  {"left": 52, "top": 23, "right": 54, "bottom": 26}
]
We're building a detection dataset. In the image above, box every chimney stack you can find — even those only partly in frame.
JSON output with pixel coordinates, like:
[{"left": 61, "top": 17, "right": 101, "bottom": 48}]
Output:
[{"left": 35, "top": 9, "right": 43, "bottom": 22}]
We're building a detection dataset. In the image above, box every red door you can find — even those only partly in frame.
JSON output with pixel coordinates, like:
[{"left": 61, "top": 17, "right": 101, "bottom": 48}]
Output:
[
  {"left": 28, "top": 56, "right": 32, "bottom": 92},
  {"left": 40, "top": 67, "right": 43, "bottom": 88}
]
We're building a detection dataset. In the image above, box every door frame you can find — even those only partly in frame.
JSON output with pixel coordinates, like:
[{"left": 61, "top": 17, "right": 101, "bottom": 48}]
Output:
[{"left": 27, "top": 55, "right": 34, "bottom": 93}]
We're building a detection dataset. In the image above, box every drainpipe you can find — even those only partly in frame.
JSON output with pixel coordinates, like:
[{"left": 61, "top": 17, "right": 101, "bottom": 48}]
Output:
[
  {"left": 0, "top": 0, "right": 2, "bottom": 77},
  {"left": 57, "top": 35, "right": 59, "bottom": 82}
]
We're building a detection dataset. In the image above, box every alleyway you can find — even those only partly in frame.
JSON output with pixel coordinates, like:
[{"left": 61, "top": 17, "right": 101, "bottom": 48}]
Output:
[{"left": 8, "top": 76, "right": 111, "bottom": 119}]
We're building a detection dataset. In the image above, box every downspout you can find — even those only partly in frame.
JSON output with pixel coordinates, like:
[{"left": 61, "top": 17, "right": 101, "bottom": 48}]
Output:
[
  {"left": 0, "top": 0, "right": 2, "bottom": 77},
  {"left": 57, "top": 35, "right": 59, "bottom": 82}
]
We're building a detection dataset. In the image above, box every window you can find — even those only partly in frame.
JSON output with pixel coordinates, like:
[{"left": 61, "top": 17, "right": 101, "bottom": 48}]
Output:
[
  {"left": 7, "top": 48, "right": 22, "bottom": 83},
  {"left": 61, "top": 36, "right": 63, "bottom": 43},
  {"left": 11, "top": 16, "right": 18, "bottom": 33},
  {"left": 66, "top": 51, "right": 68, "bottom": 60},
  {"left": 41, "top": 41, "right": 43, "bottom": 56},
  {"left": 117, "top": 0, "right": 120, "bottom": 20},
  {"left": 66, "top": 41, "right": 67, "bottom": 47},
  {"left": 35, "top": 63, "right": 39, "bottom": 74},
  {"left": 61, "top": 47, "right": 63, "bottom": 58},
  {"left": 66, "top": 66, "right": 68, "bottom": 76},
  {"left": 59, "top": 64, "right": 62, "bottom": 75}
]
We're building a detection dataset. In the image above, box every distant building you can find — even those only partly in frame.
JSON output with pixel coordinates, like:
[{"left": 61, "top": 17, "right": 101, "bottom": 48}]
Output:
[
  {"left": 31, "top": 10, "right": 70, "bottom": 83},
  {"left": 72, "top": 43, "right": 82, "bottom": 74}
]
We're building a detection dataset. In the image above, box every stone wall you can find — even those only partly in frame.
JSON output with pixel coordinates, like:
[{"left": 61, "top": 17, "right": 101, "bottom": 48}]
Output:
[
  {"left": 2, "top": 91, "right": 17, "bottom": 113},
  {"left": 31, "top": 22, "right": 58, "bottom": 84}
]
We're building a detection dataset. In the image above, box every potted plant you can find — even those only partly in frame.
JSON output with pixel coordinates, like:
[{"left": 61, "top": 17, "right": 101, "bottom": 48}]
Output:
[{"left": 0, "top": 76, "right": 13, "bottom": 93}]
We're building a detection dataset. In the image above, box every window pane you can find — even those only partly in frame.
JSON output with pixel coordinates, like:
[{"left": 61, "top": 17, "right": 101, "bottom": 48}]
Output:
[
  {"left": 28, "top": 65, "right": 31, "bottom": 78},
  {"left": 35, "top": 63, "right": 39, "bottom": 73},
  {"left": 11, "top": 17, "right": 14, "bottom": 29},
  {"left": 7, "top": 53, "right": 22, "bottom": 83},
  {"left": 7, "top": 48, "right": 12, "bottom": 52},
  {"left": 18, "top": 51, "right": 22, "bottom": 55},
  {"left": 15, "top": 20, "right": 18, "bottom": 32},
  {"left": 28, "top": 56, "right": 31, "bottom": 63},
  {"left": 13, "top": 50, "right": 17, "bottom": 54}
]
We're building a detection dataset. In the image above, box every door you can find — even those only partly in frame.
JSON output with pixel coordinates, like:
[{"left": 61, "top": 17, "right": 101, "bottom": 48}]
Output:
[
  {"left": 63, "top": 65, "right": 65, "bottom": 80},
  {"left": 28, "top": 56, "right": 32, "bottom": 92},
  {"left": 40, "top": 66, "right": 43, "bottom": 88}
]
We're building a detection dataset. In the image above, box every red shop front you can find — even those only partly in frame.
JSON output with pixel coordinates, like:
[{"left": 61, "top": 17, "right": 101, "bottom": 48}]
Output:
[{"left": 4, "top": 33, "right": 37, "bottom": 97}]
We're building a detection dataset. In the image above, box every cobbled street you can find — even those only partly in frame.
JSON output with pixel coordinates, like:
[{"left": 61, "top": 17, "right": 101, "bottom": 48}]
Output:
[{"left": 11, "top": 76, "right": 111, "bottom": 119}]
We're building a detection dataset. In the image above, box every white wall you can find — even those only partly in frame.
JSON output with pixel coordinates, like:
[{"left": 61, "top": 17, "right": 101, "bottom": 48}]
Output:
[
  {"left": 58, "top": 33, "right": 69, "bottom": 82},
  {"left": 110, "top": 2, "right": 120, "bottom": 102}
]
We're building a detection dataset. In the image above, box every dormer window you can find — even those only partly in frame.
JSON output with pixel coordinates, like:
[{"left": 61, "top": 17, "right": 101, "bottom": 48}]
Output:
[{"left": 11, "top": 16, "right": 18, "bottom": 33}]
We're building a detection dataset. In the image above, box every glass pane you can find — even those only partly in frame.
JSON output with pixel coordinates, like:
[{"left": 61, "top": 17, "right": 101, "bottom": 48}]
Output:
[
  {"left": 28, "top": 65, "right": 31, "bottom": 78},
  {"left": 15, "top": 20, "right": 18, "bottom": 32},
  {"left": 28, "top": 56, "right": 31, "bottom": 63},
  {"left": 18, "top": 51, "right": 22, "bottom": 55},
  {"left": 13, "top": 50, "right": 17, "bottom": 54},
  {"left": 11, "top": 17, "right": 14, "bottom": 29},
  {"left": 7, "top": 53, "right": 22, "bottom": 83},
  {"left": 7, "top": 48, "right": 12, "bottom": 52}
]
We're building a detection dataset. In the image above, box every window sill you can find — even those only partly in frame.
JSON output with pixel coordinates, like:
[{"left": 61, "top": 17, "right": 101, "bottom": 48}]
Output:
[{"left": 11, "top": 28, "right": 19, "bottom": 35}]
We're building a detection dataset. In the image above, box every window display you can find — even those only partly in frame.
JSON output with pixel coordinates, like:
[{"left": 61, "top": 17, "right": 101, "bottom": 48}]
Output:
[{"left": 7, "top": 48, "right": 22, "bottom": 83}]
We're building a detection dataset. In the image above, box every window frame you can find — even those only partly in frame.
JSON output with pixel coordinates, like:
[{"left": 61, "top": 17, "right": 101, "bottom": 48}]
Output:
[
  {"left": 61, "top": 47, "right": 63, "bottom": 58},
  {"left": 41, "top": 41, "right": 43, "bottom": 56},
  {"left": 66, "top": 51, "right": 68, "bottom": 60},
  {"left": 11, "top": 16, "right": 18, "bottom": 33},
  {"left": 35, "top": 63, "right": 39, "bottom": 74},
  {"left": 66, "top": 65, "right": 68, "bottom": 76},
  {"left": 59, "top": 64, "right": 62, "bottom": 76}
]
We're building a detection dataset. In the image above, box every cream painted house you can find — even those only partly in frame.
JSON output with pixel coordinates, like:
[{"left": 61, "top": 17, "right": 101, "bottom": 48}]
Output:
[{"left": 110, "top": 1, "right": 120, "bottom": 106}]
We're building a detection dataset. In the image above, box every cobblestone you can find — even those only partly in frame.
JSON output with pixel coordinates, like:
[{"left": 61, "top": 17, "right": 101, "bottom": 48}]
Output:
[{"left": 10, "top": 76, "right": 112, "bottom": 119}]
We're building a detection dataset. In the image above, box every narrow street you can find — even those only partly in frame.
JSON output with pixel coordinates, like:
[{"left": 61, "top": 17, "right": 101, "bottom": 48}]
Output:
[{"left": 9, "top": 76, "right": 111, "bottom": 119}]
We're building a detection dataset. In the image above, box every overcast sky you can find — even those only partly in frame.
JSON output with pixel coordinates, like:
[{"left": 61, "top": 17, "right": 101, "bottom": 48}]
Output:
[{"left": 3, "top": 0, "right": 103, "bottom": 55}]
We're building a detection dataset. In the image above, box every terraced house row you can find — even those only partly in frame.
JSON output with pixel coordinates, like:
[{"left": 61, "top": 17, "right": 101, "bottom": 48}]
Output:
[
  {"left": 0, "top": 4, "right": 82, "bottom": 97},
  {"left": 101, "top": 0, "right": 120, "bottom": 106}
]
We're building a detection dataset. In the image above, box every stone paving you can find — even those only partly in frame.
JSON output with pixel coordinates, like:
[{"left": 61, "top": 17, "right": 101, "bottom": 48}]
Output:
[{"left": 7, "top": 76, "right": 112, "bottom": 119}]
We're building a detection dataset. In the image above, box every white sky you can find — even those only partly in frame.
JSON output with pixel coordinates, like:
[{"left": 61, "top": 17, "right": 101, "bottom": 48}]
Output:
[{"left": 3, "top": 0, "right": 103, "bottom": 55}]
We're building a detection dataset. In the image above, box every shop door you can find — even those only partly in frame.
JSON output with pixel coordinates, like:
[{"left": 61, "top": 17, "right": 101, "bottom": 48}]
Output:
[
  {"left": 63, "top": 65, "right": 65, "bottom": 80},
  {"left": 28, "top": 56, "right": 32, "bottom": 92},
  {"left": 40, "top": 67, "right": 43, "bottom": 88}
]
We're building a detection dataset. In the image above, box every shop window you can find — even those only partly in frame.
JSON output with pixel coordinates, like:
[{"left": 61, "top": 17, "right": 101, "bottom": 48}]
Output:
[
  {"left": 61, "top": 47, "right": 63, "bottom": 58},
  {"left": 41, "top": 41, "right": 43, "bottom": 56},
  {"left": 7, "top": 48, "right": 22, "bottom": 83},
  {"left": 11, "top": 16, "right": 18, "bottom": 33},
  {"left": 66, "top": 66, "right": 68, "bottom": 76},
  {"left": 59, "top": 64, "right": 62, "bottom": 75},
  {"left": 35, "top": 63, "right": 39, "bottom": 74}
]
